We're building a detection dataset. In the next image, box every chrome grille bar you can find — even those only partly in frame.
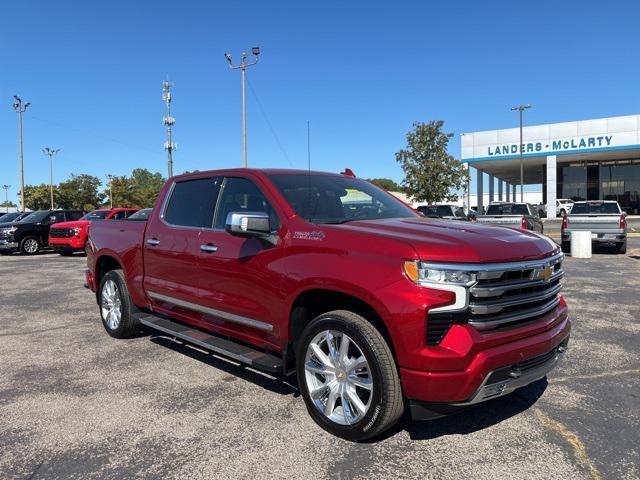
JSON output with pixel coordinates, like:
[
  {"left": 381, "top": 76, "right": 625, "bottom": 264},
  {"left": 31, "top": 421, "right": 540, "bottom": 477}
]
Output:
[
  {"left": 470, "top": 282, "right": 562, "bottom": 315},
  {"left": 469, "top": 297, "right": 561, "bottom": 330}
]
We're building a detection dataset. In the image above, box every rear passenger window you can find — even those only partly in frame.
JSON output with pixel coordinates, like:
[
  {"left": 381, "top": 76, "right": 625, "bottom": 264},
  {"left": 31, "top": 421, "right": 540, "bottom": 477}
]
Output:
[
  {"left": 113, "top": 211, "right": 128, "bottom": 220},
  {"left": 163, "top": 178, "right": 222, "bottom": 228}
]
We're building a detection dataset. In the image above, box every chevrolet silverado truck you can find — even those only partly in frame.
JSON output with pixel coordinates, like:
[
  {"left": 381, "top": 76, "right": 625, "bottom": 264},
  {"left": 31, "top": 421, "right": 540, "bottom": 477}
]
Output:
[
  {"left": 49, "top": 207, "right": 139, "bottom": 256},
  {"left": 85, "top": 168, "right": 570, "bottom": 441},
  {"left": 0, "top": 209, "right": 85, "bottom": 255},
  {"left": 476, "top": 202, "right": 544, "bottom": 233},
  {"left": 561, "top": 200, "right": 627, "bottom": 254}
]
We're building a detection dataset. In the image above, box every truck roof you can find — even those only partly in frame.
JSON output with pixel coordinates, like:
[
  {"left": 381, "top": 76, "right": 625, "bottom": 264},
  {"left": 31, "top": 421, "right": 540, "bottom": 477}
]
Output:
[{"left": 171, "top": 168, "right": 349, "bottom": 181}]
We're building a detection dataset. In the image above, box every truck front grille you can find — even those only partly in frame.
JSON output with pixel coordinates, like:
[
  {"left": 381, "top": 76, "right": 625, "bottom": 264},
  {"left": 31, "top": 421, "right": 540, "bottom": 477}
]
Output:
[
  {"left": 50, "top": 228, "right": 74, "bottom": 238},
  {"left": 467, "top": 254, "right": 563, "bottom": 331}
]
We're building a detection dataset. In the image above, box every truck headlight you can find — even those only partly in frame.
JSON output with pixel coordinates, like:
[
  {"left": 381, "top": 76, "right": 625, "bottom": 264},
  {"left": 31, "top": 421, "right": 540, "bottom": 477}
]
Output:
[
  {"left": 403, "top": 260, "right": 475, "bottom": 286},
  {"left": 403, "top": 260, "right": 475, "bottom": 312}
]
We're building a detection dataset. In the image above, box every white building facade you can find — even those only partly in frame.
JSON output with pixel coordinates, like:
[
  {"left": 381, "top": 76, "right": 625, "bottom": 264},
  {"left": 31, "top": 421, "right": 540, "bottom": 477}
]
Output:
[{"left": 461, "top": 114, "right": 640, "bottom": 216}]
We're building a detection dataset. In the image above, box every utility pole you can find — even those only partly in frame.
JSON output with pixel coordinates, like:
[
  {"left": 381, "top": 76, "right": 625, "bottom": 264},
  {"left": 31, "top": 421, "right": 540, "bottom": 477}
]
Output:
[
  {"left": 162, "top": 80, "right": 176, "bottom": 177},
  {"left": 511, "top": 104, "right": 532, "bottom": 202},
  {"left": 107, "top": 175, "right": 113, "bottom": 209},
  {"left": 42, "top": 148, "right": 60, "bottom": 209},
  {"left": 13, "top": 96, "right": 31, "bottom": 212},
  {"left": 2, "top": 185, "right": 10, "bottom": 213},
  {"left": 224, "top": 47, "right": 261, "bottom": 167}
]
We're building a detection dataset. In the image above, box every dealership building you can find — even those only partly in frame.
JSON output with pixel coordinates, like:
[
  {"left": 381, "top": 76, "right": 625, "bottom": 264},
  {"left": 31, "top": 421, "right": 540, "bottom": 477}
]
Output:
[{"left": 461, "top": 114, "right": 640, "bottom": 216}]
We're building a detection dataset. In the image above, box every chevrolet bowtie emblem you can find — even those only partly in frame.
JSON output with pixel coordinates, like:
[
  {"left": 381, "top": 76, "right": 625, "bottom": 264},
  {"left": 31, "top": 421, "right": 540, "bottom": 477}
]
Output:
[{"left": 532, "top": 265, "right": 553, "bottom": 281}]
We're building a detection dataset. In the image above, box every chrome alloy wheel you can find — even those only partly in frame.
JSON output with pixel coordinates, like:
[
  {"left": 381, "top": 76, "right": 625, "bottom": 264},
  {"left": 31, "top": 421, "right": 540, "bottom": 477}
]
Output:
[
  {"left": 23, "top": 238, "right": 38, "bottom": 253},
  {"left": 304, "top": 330, "right": 373, "bottom": 426},
  {"left": 101, "top": 279, "right": 122, "bottom": 330}
]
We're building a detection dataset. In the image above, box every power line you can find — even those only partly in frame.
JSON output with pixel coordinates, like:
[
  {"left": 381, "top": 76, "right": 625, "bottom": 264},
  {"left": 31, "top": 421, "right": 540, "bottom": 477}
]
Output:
[{"left": 246, "top": 78, "right": 293, "bottom": 167}]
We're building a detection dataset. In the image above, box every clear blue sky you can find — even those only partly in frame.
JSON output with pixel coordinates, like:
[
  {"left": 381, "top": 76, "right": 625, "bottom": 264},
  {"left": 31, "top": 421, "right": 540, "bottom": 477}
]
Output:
[{"left": 1, "top": 0, "right": 639, "bottom": 204}]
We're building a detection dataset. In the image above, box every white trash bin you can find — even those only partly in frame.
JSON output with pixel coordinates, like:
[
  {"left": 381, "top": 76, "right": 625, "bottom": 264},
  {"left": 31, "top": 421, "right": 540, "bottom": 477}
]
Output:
[{"left": 570, "top": 230, "right": 592, "bottom": 258}]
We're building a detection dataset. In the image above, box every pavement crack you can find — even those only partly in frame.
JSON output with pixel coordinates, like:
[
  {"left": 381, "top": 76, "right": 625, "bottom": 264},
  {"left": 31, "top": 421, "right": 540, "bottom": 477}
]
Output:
[
  {"left": 0, "top": 324, "right": 84, "bottom": 337},
  {"left": 534, "top": 409, "right": 601, "bottom": 480}
]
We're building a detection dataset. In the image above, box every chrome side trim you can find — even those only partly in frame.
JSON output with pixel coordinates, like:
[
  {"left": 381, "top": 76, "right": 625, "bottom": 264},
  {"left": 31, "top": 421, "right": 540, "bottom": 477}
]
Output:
[{"left": 147, "top": 291, "right": 273, "bottom": 332}]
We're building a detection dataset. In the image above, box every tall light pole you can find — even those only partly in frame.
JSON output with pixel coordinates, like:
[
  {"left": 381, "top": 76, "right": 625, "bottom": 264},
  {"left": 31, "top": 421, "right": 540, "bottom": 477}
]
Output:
[
  {"left": 2, "top": 185, "right": 10, "bottom": 213},
  {"left": 511, "top": 104, "right": 532, "bottom": 202},
  {"left": 224, "top": 47, "right": 261, "bottom": 167},
  {"left": 42, "top": 148, "right": 60, "bottom": 209},
  {"left": 106, "top": 175, "right": 113, "bottom": 209},
  {"left": 13, "top": 96, "right": 31, "bottom": 212},
  {"left": 162, "top": 80, "right": 176, "bottom": 177}
]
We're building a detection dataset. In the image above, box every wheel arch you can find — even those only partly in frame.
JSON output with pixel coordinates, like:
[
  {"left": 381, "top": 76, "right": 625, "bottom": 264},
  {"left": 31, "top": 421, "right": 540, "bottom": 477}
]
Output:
[{"left": 287, "top": 288, "right": 396, "bottom": 363}]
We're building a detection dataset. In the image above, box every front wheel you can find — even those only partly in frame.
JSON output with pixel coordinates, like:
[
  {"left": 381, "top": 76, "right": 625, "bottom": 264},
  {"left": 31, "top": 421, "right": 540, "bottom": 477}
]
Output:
[
  {"left": 19, "top": 236, "right": 40, "bottom": 255},
  {"left": 98, "top": 269, "right": 139, "bottom": 338},
  {"left": 296, "top": 310, "right": 404, "bottom": 441}
]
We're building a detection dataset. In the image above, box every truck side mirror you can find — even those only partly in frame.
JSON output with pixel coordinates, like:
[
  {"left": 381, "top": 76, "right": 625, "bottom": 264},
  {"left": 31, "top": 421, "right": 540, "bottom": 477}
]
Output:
[{"left": 225, "top": 211, "right": 271, "bottom": 237}]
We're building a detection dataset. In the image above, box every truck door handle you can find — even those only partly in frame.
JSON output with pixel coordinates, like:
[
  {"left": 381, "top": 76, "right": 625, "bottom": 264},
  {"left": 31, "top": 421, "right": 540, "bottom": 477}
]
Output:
[
  {"left": 146, "top": 238, "right": 160, "bottom": 246},
  {"left": 200, "top": 244, "right": 218, "bottom": 253}
]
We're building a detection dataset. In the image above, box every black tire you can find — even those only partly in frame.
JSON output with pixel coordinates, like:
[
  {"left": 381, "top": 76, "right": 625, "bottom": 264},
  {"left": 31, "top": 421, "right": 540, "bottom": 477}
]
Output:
[
  {"left": 98, "top": 269, "right": 140, "bottom": 338},
  {"left": 561, "top": 241, "right": 570, "bottom": 254},
  {"left": 617, "top": 241, "right": 627, "bottom": 255},
  {"left": 59, "top": 250, "right": 74, "bottom": 257},
  {"left": 296, "top": 310, "right": 404, "bottom": 442},
  {"left": 19, "top": 236, "right": 40, "bottom": 255},
  {"left": 0, "top": 251, "right": 12, "bottom": 256}
]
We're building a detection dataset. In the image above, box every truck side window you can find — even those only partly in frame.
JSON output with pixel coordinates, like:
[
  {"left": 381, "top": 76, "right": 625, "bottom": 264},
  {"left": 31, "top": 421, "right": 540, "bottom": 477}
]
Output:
[
  {"left": 163, "top": 177, "right": 222, "bottom": 228},
  {"left": 113, "top": 211, "right": 128, "bottom": 220},
  {"left": 214, "top": 177, "right": 280, "bottom": 231}
]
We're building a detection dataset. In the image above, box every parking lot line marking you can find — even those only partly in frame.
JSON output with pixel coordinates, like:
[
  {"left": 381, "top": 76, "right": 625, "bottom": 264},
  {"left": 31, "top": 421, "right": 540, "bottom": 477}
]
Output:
[
  {"left": 534, "top": 409, "right": 602, "bottom": 480},
  {"left": 550, "top": 368, "right": 640, "bottom": 383}
]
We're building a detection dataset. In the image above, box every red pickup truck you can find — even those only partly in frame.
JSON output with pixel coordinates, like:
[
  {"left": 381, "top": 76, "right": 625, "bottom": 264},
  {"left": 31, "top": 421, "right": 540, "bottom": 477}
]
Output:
[
  {"left": 85, "top": 168, "right": 570, "bottom": 441},
  {"left": 49, "top": 208, "right": 138, "bottom": 255}
]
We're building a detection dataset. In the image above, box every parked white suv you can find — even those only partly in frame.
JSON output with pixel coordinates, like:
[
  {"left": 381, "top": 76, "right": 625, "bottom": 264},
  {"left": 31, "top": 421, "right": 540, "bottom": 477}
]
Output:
[{"left": 556, "top": 199, "right": 574, "bottom": 217}]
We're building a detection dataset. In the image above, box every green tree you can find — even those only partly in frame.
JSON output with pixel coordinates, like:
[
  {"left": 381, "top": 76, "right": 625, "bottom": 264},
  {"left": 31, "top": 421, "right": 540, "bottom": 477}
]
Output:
[
  {"left": 20, "top": 184, "right": 55, "bottom": 210},
  {"left": 366, "top": 178, "right": 403, "bottom": 192},
  {"left": 106, "top": 168, "right": 165, "bottom": 208},
  {"left": 395, "top": 120, "right": 468, "bottom": 204},
  {"left": 57, "top": 174, "right": 104, "bottom": 210},
  {"left": 1, "top": 200, "right": 17, "bottom": 208}
]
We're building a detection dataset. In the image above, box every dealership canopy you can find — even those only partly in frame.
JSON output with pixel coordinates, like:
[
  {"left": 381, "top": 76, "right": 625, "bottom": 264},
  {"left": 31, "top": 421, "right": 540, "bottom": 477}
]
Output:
[{"left": 461, "top": 114, "right": 640, "bottom": 215}]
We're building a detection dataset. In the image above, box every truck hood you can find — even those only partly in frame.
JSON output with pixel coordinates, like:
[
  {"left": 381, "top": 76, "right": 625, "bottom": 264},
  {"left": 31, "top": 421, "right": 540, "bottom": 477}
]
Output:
[
  {"left": 51, "top": 220, "right": 90, "bottom": 229},
  {"left": 330, "top": 217, "right": 558, "bottom": 263}
]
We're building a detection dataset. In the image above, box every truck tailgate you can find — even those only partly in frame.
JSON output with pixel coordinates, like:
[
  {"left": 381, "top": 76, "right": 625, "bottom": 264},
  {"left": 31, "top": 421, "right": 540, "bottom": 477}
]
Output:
[
  {"left": 566, "top": 215, "right": 621, "bottom": 232},
  {"left": 476, "top": 215, "right": 521, "bottom": 226}
]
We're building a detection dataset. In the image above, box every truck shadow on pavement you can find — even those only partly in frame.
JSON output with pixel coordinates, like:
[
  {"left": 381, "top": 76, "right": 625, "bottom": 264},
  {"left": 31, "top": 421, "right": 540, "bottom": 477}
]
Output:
[
  {"left": 397, "top": 379, "right": 548, "bottom": 441},
  {"left": 148, "top": 330, "right": 547, "bottom": 442},
  {"left": 148, "top": 334, "right": 300, "bottom": 397}
]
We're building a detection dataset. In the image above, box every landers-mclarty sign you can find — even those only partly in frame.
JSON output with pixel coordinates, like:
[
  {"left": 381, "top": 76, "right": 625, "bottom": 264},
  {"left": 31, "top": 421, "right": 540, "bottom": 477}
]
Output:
[{"left": 487, "top": 135, "right": 614, "bottom": 157}]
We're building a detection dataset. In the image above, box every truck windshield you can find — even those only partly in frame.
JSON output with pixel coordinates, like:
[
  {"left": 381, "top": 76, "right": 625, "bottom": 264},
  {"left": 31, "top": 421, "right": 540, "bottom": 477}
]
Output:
[
  {"left": 269, "top": 174, "right": 416, "bottom": 223},
  {"left": 17, "top": 210, "right": 51, "bottom": 223},
  {"left": 81, "top": 210, "right": 110, "bottom": 220},
  {"left": 571, "top": 202, "right": 621, "bottom": 214},
  {"left": 486, "top": 204, "right": 529, "bottom": 215}
]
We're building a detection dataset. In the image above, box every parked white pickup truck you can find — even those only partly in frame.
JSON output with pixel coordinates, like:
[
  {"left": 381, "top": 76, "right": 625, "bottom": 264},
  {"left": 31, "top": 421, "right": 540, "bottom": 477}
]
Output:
[{"left": 561, "top": 201, "right": 627, "bottom": 254}]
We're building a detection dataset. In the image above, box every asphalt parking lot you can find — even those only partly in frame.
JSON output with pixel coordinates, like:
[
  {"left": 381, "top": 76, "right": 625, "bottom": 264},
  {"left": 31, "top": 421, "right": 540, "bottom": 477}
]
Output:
[{"left": 1, "top": 241, "right": 639, "bottom": 480}]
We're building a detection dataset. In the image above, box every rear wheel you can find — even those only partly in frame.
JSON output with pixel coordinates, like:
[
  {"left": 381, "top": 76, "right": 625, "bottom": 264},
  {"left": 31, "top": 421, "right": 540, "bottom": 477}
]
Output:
[
  {"left": 98, "top": 269, "right": 139, "bottom": 338},
  {"left": 296, "top": 310, "right": 404, "bottom": 442},
  {"left": 561, "top": 241, "right": 570, "bottom": 254},
  {"left": 617, "top": 240, "right": 627, "bottom": 254},
  {"left": 19, "top": 236, "right": 40, "bottom": 255}
]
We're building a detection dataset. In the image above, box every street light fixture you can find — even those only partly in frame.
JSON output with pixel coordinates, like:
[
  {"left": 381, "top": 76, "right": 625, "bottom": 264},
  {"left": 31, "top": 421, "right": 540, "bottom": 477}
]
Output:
[
  {"left": 13, "top": 95, "right": 31, "bottom": 212},
  {"left": 223, "top": 47, "right": 261, "bottom": 167},
  {"left": 511, "top": 104, "right": 532, "bottom": 202},
  {"left": 42, "top": 148, "right": 60, "bottom": 209}
]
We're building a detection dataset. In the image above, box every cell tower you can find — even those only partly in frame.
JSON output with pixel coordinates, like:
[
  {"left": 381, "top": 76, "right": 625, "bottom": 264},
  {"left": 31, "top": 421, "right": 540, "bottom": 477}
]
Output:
[{"left": 162, "top": 80, "right": 176, "bottom": 177}]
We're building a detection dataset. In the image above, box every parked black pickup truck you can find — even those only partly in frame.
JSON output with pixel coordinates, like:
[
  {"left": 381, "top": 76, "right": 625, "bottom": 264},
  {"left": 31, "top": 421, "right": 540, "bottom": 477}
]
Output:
[{"left": 0, "top": 209, "right": 84, "bottom": 255}]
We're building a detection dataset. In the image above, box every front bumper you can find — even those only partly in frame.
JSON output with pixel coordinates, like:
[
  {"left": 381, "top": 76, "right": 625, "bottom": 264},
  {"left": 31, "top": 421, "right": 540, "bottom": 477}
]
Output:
[
  {"left": 48, "top": 237, "right": 85, "bottom": 250},
  {"left": 409, "top": 335, "right": 569, "bottom": 420},
  {"left": 0, "top": 239, "right": 18, "bottom": 251}
]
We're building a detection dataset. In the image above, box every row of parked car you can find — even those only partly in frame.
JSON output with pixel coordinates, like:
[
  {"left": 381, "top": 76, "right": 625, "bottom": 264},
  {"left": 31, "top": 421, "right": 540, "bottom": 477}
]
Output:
[
  {"left": 416, "top": 200, "right": 628, "bottom": 254},
  {"left": 0, "top": 208, "right": 152, "bottom": 255}
]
